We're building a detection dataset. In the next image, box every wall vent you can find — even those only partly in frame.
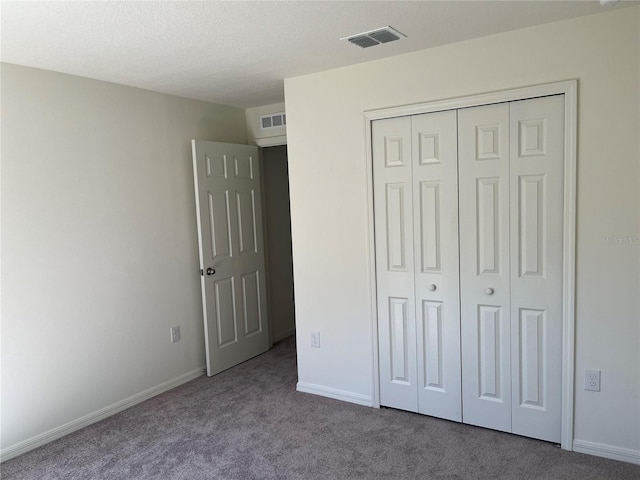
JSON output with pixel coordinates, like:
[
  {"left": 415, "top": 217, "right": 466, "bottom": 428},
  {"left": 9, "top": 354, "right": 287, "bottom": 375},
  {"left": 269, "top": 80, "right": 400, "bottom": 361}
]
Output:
[
  {"left": 341, "top": 26, "right": 406, "bottom": 49},
  {"left": 260, "top": 112, "right": 286, "bottom": 130}
]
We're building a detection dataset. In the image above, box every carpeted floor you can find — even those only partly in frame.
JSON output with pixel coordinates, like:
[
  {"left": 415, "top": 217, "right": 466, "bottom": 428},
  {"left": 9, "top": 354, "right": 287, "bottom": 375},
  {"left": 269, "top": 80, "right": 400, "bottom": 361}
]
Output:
[{"left": 2, "top": 335, "right": 639, "bottom": 479}]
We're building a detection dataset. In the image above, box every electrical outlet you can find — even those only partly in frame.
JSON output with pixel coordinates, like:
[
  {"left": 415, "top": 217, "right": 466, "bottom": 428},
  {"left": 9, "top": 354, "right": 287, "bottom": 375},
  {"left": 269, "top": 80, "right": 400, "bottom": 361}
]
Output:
[
  {"left": 311, "top": 330, "right": 320, "bottom": 348},
  {"left": 170, "top": 326, "right": 181, "bottom": 343},
  {"left": 584, "top": 369, "right": 600, "bottom": 392}
]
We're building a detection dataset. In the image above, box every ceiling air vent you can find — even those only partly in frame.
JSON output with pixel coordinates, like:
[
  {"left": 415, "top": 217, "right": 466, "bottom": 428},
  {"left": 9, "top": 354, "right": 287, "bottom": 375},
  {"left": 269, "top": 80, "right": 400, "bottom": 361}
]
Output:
[
  {"left": 342, "top": 26, "right": 406, "bottom": 49},
  {"left": 260, "top": 112, "right": 286, "bottom": 130}
]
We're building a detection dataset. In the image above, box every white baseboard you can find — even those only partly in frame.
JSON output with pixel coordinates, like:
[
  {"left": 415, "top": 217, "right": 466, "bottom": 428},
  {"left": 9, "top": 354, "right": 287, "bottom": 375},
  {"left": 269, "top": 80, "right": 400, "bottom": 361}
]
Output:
[
  {"left": 273, "top": 327, "right": 295, "bottom": 343},
  {"left": 296, "top": 381, "right": 373, "bottom": 407},
  {"left": 573, "top": 439, "right": 640, "bottom": 465},
  {"left": 1, "top": 366, "right": 205, "bottom": 463}
]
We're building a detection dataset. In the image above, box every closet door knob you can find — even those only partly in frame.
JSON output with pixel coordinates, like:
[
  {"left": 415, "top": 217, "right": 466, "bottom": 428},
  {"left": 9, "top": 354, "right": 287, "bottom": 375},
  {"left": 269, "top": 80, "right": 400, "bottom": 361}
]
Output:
[
  {"left": 428, "top": 284, "right": 437, "bottom": 291},
  {"left": 485, "top": 288, "right": 494, "bottom": 295}
]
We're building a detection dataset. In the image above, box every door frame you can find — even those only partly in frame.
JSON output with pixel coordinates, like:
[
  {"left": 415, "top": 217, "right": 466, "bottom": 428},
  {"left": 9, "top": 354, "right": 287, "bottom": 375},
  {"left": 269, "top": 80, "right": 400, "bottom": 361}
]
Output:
[{"left": 363, "top": 80, "right": 577, "bottom": 450}]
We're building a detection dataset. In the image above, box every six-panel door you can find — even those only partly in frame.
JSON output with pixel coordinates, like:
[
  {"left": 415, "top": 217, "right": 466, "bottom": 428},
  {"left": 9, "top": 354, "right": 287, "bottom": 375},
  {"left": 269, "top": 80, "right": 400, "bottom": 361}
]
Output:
[{"left": 192, "top": 140, "right": 270, "bottom": 377}]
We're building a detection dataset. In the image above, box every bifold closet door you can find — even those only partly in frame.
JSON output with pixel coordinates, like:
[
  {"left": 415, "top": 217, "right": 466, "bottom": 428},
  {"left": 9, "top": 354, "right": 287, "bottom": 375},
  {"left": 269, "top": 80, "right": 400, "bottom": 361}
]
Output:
[
  {"left": 458, "top": 103, "right": 513, "bottom": 433},
  {"left": 509, "top": 95, "right": 564, "bottom": 442},
  {"left": 459, "top": 96, "right": 564, "bottom": 442},
  {"left": 373, "top": 116, "right": 418, "bottom": 413},
  {"left": 373, "top": 111, "right": 461, "bottom": 420},
  {"left": 412, "top": 110, "right": 461, "bottom": 422},
  {"left": 374, "top": 95, "right": 564, "bottom": 443}
]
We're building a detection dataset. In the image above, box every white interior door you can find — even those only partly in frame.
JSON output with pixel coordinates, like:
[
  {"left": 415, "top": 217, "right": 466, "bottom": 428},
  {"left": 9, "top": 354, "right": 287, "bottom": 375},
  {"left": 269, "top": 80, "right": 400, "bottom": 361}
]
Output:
[
  {"left": 192, "top": 140, "right": 270, "bottom": 376},
  {"left": 412, "top": 110, "right": 462, "bottom": 422},
  {"left": 458, "top": 102, "right": 513, "bottom": 433},
  {"left": 509, "top": 95, "right": 564, "bottom": 442}
]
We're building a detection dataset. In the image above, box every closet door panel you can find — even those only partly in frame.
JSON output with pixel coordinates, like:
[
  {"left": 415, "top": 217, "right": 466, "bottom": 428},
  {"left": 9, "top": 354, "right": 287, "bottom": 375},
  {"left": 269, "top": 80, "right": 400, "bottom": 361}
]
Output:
[
  {"left": 412, "top": 110, "right": 462, "bottom": 422},
  {"left": 459, "top": 103, "right": 512, "bottom": 433},
  {"left": 509, "top": 95, "right": 564, "bottom": 442},
  {"left": 373, "top": 116, "right": 418, "bottom": 412}
]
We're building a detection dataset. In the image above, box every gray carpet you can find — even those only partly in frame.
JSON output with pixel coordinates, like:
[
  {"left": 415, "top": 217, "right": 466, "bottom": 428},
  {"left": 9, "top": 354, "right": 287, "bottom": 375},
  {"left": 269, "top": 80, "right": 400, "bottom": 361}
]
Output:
[{"left": 2, "top": 336, "right": 639, "bottom": 480}]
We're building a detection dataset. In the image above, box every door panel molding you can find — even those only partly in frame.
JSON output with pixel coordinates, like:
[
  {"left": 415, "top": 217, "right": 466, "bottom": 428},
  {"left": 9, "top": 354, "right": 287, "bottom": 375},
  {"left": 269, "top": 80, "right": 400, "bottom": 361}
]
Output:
[{"left": 364, "top": 80, "right": 577, "bottom": 450}]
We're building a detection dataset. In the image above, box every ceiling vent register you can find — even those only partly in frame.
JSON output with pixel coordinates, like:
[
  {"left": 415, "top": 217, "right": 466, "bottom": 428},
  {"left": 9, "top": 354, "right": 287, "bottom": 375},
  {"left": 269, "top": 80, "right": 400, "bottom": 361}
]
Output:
[{"left": 342, "top": 26, "right": 406, "bottom": 49}]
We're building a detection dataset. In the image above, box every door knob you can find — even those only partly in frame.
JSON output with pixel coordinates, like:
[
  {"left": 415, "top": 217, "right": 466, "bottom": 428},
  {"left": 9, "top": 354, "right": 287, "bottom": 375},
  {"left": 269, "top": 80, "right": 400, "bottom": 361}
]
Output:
[
  {"left": 206, "top": 267, "right": 216, "bottom": 275},
  {"left": 428, "top": 284, "right": 437, "bottom": 291},
  {"left": 485, "top": 287, "right": 494, "bottom": 295}
]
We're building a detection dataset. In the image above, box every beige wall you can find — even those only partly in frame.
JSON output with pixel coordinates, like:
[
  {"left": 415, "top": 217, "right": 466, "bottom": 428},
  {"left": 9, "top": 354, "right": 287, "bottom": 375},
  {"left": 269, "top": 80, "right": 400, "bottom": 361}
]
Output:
[
  {"left": 285, "top": 7, "right": 639, "bottom": 458},
  {"left": 1, "top": 64, "right": 247, "bottom": 455}
]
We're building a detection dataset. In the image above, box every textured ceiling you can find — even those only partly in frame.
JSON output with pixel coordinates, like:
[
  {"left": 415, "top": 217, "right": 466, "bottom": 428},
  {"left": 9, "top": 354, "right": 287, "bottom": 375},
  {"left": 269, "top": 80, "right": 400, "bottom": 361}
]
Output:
[{"left": 0, "top": 1, "right": 630, "bottom": 108}]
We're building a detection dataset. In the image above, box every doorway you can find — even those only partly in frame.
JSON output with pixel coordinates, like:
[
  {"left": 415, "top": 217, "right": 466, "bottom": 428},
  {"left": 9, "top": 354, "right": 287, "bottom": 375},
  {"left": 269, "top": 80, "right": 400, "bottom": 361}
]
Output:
[{"left": 261, "top": 145, "right": 296, "bottom": 343}]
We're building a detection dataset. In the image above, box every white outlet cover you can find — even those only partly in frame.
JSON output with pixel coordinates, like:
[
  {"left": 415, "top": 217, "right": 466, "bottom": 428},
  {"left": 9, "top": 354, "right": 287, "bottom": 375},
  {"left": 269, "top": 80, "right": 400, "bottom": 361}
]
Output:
[
  {"left": 584, "top": 369, "right": 600, "bottom": 392},
  {"left": 310, "top": 330, "right": 320, "bottom": 348}
]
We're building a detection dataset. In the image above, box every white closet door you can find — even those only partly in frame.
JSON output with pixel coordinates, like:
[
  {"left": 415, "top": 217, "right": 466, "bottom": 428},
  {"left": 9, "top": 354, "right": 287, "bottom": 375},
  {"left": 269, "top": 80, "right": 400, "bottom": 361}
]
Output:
[
  {"left": 412, "top": 110, "right": 462, "bottom": 421},
  {"left": 459, "top": 103, "right": 512, "bottom": 433},
  {"left": 374, "top": 96, "right": 564, "bottom": 442},
  {"left": 509, "top": 95, "right": 564, "bottom": 442},
  {"left": 373, "top": 116, "right": 418, "bottom": 412}
]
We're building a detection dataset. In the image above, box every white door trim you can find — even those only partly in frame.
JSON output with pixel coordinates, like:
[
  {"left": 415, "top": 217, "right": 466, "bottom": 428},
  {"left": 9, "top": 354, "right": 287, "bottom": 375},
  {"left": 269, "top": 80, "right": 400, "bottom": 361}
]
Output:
[
  {"left": 252, "top": 135, "right": 287, "bottom": 148},
  {"left": 363, "top": 80, "right": 577, "bottom": 450}
]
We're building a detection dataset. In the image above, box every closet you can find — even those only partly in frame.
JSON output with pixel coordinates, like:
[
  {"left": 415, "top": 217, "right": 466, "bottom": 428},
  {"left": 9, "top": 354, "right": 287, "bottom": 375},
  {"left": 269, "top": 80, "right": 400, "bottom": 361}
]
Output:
[{"left": 373, "top": 95, "right": 564, "bottom": 443}]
